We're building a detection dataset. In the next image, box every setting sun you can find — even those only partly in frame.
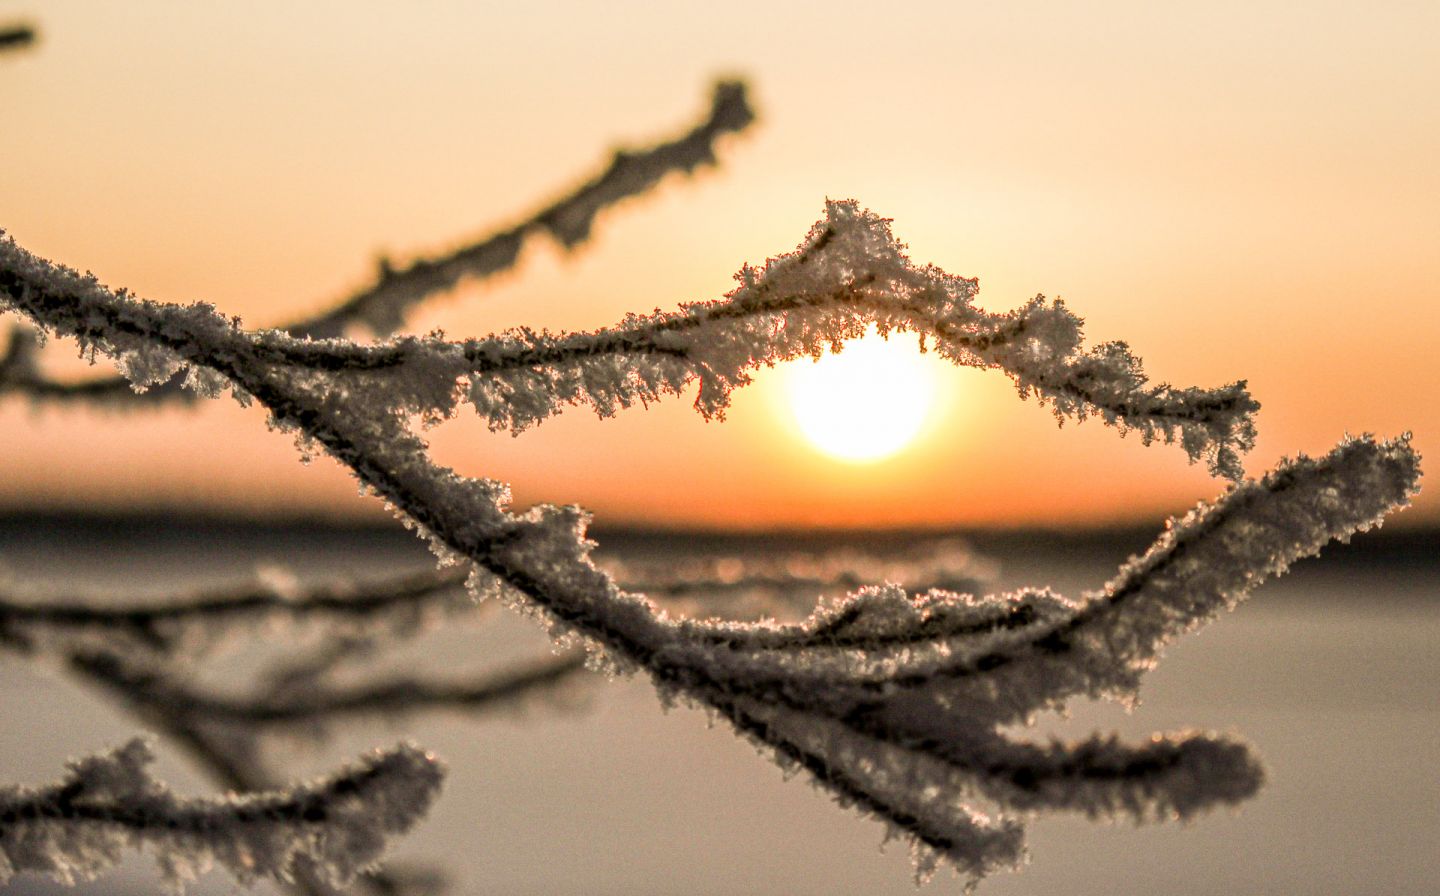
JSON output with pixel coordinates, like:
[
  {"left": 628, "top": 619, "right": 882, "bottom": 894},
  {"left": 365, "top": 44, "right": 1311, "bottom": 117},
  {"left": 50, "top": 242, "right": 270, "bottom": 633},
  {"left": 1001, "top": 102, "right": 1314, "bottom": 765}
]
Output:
[{"left": 784, "top": 328, "right": 939, "bottom": 462}]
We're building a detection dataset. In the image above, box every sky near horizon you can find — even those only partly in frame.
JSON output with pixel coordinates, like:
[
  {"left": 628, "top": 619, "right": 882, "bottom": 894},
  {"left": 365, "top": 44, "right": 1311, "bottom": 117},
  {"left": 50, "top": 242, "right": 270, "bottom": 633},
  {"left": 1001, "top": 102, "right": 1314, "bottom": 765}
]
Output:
[{"left": 2, "top": 2, "right": 1437, "bottom": 529}]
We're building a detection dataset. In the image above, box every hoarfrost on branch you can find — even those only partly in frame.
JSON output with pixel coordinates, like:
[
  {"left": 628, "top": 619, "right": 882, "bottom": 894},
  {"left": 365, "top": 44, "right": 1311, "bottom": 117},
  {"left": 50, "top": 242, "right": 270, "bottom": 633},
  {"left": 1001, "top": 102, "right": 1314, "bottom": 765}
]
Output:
[{"left": 0, "top": 56, "right": 1422, "bottom": 894}]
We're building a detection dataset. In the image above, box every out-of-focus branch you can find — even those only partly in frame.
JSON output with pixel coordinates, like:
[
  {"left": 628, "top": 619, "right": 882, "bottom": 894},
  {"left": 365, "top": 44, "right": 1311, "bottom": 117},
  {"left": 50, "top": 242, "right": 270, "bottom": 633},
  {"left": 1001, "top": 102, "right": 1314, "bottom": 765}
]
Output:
[
  {"left": 0, "top": 539, "right": 988, "bottom": 657},
  {"left": 294, "top": 80, "right": 755, "bottom": 339},
  {"left": 0, "top": 24, "right": 35, "bottom": 53},
  {"left": 0, "top": 326, "right": 174, "bottom": 404},
  {"left": 71, "top": 647, "right": 588, "bottom": 729},
  {"left": 0, "top": 564, "right": 470, "bottom": 655},
  {"left": 0, "top": 80, "right": 754, "bottom": 407},
  {"left": 607, "top": 536, "right": 992, "bottom": 619},
  {"left": 62, "top": 641, "right": 448, "bottom": 896},
  {"left": 53, "top": 607, "right": 581, "bottom": 895}
]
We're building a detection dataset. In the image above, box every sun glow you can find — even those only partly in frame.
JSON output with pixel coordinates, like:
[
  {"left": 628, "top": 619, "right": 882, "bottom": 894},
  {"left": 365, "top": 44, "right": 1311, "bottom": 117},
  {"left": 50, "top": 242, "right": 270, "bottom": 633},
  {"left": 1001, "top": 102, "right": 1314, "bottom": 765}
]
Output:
[{"left": 785, "top": 328, "right": 940, "bottom": 462}]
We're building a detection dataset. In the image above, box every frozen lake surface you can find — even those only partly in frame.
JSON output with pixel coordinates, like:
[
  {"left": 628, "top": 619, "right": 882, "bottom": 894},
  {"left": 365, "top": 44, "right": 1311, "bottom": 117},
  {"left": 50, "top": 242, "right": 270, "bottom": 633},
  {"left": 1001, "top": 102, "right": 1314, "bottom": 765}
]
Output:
[{"left": 1, "top": 518, "right": 1436, "bottom": 896}]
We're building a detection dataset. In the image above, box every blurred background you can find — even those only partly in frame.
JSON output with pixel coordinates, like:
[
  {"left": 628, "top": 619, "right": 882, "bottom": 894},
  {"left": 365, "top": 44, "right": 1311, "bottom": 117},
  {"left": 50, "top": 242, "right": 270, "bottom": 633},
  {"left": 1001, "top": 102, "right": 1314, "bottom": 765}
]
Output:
[
  {"left": 1, "top": 0, "right": 1437, "bottom": 527},
  {"left": 1, "top": 3, "right": 1436, "bottom": 895}
]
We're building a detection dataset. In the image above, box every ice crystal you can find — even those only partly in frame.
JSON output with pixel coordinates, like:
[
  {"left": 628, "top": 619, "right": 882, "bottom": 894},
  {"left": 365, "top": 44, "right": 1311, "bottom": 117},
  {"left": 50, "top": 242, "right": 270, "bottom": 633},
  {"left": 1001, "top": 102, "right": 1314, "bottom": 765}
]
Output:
[{"left": 0, "top": 739, "right": 443, "bottom": 891}]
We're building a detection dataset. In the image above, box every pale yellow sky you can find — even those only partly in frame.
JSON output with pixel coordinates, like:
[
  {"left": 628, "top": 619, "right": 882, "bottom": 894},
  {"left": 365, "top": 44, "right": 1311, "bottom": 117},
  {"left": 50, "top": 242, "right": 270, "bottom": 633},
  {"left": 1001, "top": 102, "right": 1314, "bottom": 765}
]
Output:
[{"left": 2, "top": 2, "right": 1437, "bottom": 527}]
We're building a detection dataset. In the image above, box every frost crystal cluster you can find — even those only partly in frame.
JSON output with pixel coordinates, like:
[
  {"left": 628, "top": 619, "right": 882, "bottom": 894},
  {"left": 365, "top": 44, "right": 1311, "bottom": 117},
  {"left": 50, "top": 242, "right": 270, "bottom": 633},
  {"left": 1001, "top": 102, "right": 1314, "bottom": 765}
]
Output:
[
  {"left": 0, "top": 57, "right": 1423, "bottom": 895},
  {"left": 0, "top": 740, "right": 442, "bottom": 891}
]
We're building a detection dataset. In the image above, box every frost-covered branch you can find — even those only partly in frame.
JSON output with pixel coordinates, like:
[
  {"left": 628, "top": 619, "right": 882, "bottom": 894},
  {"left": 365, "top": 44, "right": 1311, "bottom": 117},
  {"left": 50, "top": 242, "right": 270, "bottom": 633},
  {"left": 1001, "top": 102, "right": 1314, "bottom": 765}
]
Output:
[
  {"left": 450, "top": 205, "right": 1258, "bottom": 478},
  {"left": 0, "top": 538, "right": 980, "bottom": 657},
  {"left": 0, "top": 739, "right": 443, "bottom": 891},
  {"left": 62, "top": 649, "right": 449, "bottom": 896},
  {"left": 553, "top": 436, "right": 1413, "bottom": 880},
  {"left": 0, "top": 555, "right": 586, "bottom": 892},
  {"left": 670, "top": 437, "right": 1420, "bottom": 725},
  {"left": 0, "top": 201, "right": 1258, "bottom": 478},
  {"left": 0, "top": 202, "right": 1420, "bottom": 888},
  {"left": 0, "top": 327, "right": 173, "bottom": 404},
  {"left": 0, "top": 80, "right": 753, "bottom": 406}
]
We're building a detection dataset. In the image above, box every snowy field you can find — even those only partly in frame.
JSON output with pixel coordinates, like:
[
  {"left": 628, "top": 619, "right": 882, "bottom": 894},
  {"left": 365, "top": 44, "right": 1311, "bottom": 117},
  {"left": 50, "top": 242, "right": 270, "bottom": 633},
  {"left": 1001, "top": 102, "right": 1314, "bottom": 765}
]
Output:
[{"left": 1, "top": 519, "right": 1436, "bottom": 896}]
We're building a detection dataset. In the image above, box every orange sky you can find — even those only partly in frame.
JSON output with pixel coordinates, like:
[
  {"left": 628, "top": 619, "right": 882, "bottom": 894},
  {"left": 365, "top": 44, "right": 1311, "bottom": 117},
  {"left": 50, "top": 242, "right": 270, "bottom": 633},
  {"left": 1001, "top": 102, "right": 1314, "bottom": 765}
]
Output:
[{"left": 2, "top": 2, "right": 1437, "bottom": 529}]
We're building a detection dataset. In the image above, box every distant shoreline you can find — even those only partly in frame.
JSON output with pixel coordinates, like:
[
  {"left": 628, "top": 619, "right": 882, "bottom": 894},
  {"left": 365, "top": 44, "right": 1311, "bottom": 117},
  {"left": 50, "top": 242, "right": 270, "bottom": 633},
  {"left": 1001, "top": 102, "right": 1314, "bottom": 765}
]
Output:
[{"left": 1, "top": 508, "right": 1434, "bottom": 571}]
